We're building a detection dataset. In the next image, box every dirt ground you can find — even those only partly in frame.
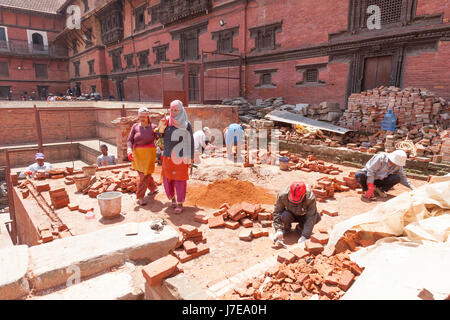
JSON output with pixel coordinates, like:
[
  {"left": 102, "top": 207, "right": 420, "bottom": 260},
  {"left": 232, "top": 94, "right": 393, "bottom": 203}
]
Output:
[{"left": 19, "top": 155, "right": 427, "bottom": 295}]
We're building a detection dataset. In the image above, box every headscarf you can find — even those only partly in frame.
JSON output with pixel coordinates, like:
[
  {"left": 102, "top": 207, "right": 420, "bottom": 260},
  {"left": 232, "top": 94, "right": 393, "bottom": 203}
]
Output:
[
  {"left": 138, "top": 107, "right": 151, "bottom": 126},
  {"left": 169, "top": 100, "right": 188, "bottom": 129}
]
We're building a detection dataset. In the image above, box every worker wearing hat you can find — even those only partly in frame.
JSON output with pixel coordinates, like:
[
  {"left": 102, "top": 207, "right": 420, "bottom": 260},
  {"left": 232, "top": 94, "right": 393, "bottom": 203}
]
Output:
[
  {"left": 193, "top": 127, "right": 212, "bottom": 154},
  {"left": 18, "top": 153, "right": 52, "bottom": 179},
  {"left": 271, "top": 181, "right": 321, "bottom": 247},
  {"left": 355, "top": 150, "right": 416, "bottom": 201}
]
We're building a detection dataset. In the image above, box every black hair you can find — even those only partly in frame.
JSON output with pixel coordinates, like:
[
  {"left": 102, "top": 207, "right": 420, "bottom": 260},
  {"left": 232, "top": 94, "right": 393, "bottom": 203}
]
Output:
[{"left": 100, "top": 144, "right": 108, "bottom": 150}]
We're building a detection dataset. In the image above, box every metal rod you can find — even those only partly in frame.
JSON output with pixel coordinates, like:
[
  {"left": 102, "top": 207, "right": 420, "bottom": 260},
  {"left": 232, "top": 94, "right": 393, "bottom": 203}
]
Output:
[
  {"left": 4, "top": 149, "right": 18, "bottom": 244},
  {"left": 33, "top": 105, "right": 43, "bottom": 153},
  {"left": 200, "top": 51, "right": 205, "bottom": 104},
  {"left": 185, "top": 62, "right": 189, "bottom": 107},
  {"left": 68, "top": 111, "right": 75, "bottom": 169},
  {"left": 239, "top": 55, "right": 243, "bottom": 98},
  {"left": 121, "top": 104, "right": 126, "bottom": 117}
]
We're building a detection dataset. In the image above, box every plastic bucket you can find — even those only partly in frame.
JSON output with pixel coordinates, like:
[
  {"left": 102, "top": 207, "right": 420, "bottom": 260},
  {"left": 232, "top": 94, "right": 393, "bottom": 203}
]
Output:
[
  {"left": 279, "top": 157, "right": 290, "bottom": 171},
  {"left": 97, "top": 192, "right": 122, "bottom": 219}
]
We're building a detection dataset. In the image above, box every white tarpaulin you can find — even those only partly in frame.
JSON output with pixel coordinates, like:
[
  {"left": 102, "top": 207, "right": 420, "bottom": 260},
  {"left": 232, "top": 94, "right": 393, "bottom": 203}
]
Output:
[{"left": 323, "top": 181, "right": 450, "bottom": 299}]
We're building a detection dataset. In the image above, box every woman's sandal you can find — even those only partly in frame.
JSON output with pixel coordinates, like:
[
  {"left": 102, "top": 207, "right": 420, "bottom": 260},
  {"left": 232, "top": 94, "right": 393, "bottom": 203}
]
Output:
[
  {"left": 170, "top": 199, "right": 177, "bottom": 208},
  {"left": 137, "top": 199, "right": 148, "bottom": 206}
]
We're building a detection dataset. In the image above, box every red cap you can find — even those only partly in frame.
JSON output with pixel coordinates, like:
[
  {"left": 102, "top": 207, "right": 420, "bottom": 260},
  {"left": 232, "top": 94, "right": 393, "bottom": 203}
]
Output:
[{"left": 288, "top": 181, "right": 306, "bottom": 204}]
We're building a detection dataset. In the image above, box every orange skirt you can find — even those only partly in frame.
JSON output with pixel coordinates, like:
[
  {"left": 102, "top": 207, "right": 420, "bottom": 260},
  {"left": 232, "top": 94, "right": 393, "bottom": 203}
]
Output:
[{"left": 161, "top": 156, "right": 189, "bottom": 181}]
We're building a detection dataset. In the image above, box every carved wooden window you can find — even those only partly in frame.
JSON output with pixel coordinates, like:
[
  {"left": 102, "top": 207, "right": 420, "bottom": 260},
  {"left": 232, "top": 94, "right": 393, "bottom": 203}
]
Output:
[
  {"left": 85, "top": 28, "right": 93, "bottom": 48},
  {"left": 137, "top": 50, "right": 150, "bottom": 68},
  {"left": 83, "top": 0, "right": 89, "bottom": 13},
  {"left": 212, "top": 27, "right": 238, "bottom": 53},
  {"left": 181, "top": 31, "right": 199, "bottom": 61},
  {"left": 255, "top": 68, "right": 277, "bottom": 88},
  {"left": 109, "top": 48, "right": 123, "bottom": 72},
  {"left": 124, "top": 53, "right": 135, "bottom": 69},
  {"left": 149, "top": 4, "right": 161, "bottom": 25},
  {"left": 0, "top": 62, "right": 9, "bottom": 77},
  {"left": 73, "top": 61, "right": 80, "bottom": 77},
  {"left": 35, "top": 64, "right": 48, "bottom": 79},
  {"left": 88, "top": 60, "right": 95, "bottom": 75},
  {"left": 72, "top": 39, "right": 78, "bottom": 54},
  {"left": 305, "top": 69, "right": 319, "bottom": 83},
  {"left": 249, "top": 22, "right": 282, "bottom": 52},
  {"left": 153, "top": 44, "right": 168, "bottom": 64},
  {"left": 135, "top": 6, "right": 146, "bottom": 32},
  {"left": 99, "top": 4, "right": 124, "bottom": 45}
]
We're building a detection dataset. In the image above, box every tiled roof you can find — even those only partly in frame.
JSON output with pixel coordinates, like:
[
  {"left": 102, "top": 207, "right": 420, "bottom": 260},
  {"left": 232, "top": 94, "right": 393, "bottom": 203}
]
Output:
[{"left": 0, "top": 0, "right": 67, "bottom": 14}]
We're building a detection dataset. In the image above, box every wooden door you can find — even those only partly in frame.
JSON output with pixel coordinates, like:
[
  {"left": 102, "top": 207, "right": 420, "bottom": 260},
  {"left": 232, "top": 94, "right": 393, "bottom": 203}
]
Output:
[{"left": 363, "top": 55, "right": 393, "bottom": 91}]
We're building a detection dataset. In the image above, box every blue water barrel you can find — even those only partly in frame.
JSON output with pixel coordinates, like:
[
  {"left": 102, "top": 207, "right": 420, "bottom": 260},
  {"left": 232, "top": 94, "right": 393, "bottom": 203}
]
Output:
[{"left": 381, "top": 109, "right": 396, "bottom": 132}]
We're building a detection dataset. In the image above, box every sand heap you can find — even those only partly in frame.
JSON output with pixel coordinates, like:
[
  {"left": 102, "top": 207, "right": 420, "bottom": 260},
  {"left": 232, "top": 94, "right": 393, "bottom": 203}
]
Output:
[{"left": 186, "top": 178, "right": 276, "bottom": 209}]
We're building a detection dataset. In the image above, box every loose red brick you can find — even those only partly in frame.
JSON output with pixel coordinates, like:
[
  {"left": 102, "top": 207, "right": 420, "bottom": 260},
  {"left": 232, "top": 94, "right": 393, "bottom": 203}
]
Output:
[
  {"left": 90, "top": 181, "right": 103, "bottom": 190},
  {"left": 88, "top": 189, "right": 99, "bottom": 198},
  {"left": 240, "top": 218, "right": 253, "bottom": 228},
  {"left": 228, "top": 203, "right": 243, "bottom": 219},
  {"left": 51, "top": 174, "right": 65, "bottom": 179},
  {"left": 290, "top": 283, "right": 302, "bottom": 292},
  {"left": 305, "top": 240, "right": 324, "bottom": 255},
  {"left": 277, "top": 251, "right": 296, "bottom": 264},
  {"left": 231, "top": 211, "right": 247, "bottom": 221},
  {"left": 251, "top": 228, "right": 264, "bottom": 238},
  {"left": 219, "top": 203, "right": 230, "bottom": 210},
  {"left": 257, "top": 212, "right": 271, "bottom": 221},
  {"left": 224, "top": 221, "right": 240, "bottom": 229},
  {"left": 290, "top": 247, "right": 310, "bottom": 260},
  {"left": 311, "top": 233, "right": 329, "bottom": 245},
  {"left": 182, "top": 240, "right": 198, "bottom": 254},
  {"left": 241, "top": 202, "right": 256, "bottom": 214},
  {"left": 213, "top": 210, "right": 225, "bottom": 217},
  {"left": 194, "top": 214, "right": 208, "bottom": 224},
  {"left": 208, "top": 215, "right": 225, "bottom": 228},
  {"left": 297, "top": 273, "right": 309, "bottom": 284},
  {"left": 106, "top": 183, "right": 118, "bottom": 192},
  {"left": 338, "top": 270, "right": 355, "bottom": 291},
  {"left": 260, "top": 230, "right": 269, "bottom": 237},
  {"left": 173, "top": 244, "right": 210, "bottom": 263},
  {"left": 320, "top": 283, "right": 338, "bottom": 298},
  {"left": 324, "top": 275, "right": 339, "bottom": 285},
  {"left": 239, "top": 229, "right": 253, "bottom": 241},
  {"left": 348, "top": 262, "right": 364, "bottom": 276},
  {"left": 68, "top": 203, "right": 78, "bottom": 211},
  {"left": 142, "top": 255, "right": 179, "bottom": 286},
  {"left": 417, "top": 289, "right": 434, "bottom": 300},
  {"left": 41, "top": 230, "right": 53, "bottom": 243},
  {"left": 179, "top": 225, "right": 198, "bottom": 236},
  {"left": 21, "top": 190, "right": 29, "bottom": 199},
  {"left": 64, "top": 179, "right": 75, "bottom": 185},
  {"left": 185, "top": 231, "right": 203, "bottom": 239},
  {"left": 78, "top": 207, "right": 93, "bottom": 214},
  {"left": 49, "top": 188, "right": 66, "bottom": 197},
  {"left": 36, "top": 183, "right": 50, "bottom": 193}
]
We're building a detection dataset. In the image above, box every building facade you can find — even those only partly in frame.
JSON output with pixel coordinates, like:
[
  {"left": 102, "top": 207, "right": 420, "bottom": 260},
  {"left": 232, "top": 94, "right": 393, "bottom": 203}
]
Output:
[{"left": 1, "top": 0, "right": 450, "bottom": 106}]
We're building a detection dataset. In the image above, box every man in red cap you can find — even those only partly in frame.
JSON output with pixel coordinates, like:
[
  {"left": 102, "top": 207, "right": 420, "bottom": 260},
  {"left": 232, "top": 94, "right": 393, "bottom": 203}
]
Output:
[{"left": 271, "top": 181, "right": 321, "bottom": 247}]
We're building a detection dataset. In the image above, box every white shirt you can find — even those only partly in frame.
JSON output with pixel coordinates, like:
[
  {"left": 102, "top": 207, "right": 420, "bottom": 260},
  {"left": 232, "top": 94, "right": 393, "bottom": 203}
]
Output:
[
  {"left": 193, "top": 130, "right": 207, "bottom": 150},
  {"left": 19, "top": 162, "right": 52, "bottom": 178}
]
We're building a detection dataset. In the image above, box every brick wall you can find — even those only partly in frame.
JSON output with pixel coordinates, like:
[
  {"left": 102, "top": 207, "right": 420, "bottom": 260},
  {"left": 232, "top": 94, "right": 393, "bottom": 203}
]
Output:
[{"left": 403, "top": 41, "right": 450, "bottom": 102}]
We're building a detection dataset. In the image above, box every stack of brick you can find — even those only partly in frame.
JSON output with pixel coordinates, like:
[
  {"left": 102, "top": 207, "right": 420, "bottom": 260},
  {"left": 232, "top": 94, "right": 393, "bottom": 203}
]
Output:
[
  {"left": 82, "top": 170, "right": 139, "bottom": 199},
  {"left": 312, "top": 172, "right": 359, "bottom": 203},
  {"left": 49, "top": 188, "right": 70, "bottom": 209},
  {"left": 339, "top": 86, "right": 449, "bottom": 133},
  {"left": 172, "top": 225, "right": 210, "bottom": 263},
  {"left": 229, "top": 230, "right": 366, "bottom": 300},
  {"left": 277, "top": 152, "right": 343, "bottom": 174},
  {"left": 203, "top": 202, "right": 272, "bottom": 242}
]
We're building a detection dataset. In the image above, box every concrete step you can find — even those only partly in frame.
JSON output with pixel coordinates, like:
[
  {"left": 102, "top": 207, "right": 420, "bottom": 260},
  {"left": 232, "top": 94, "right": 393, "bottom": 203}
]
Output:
[
  {"left": 28, "top": 221, "right": 178, "bottom": 292},
  {"left": 0, "top": 213, "right": 14, "bottom": 249},
  {"left": 0, "top": 245, "right": 29, "bottom": 299},
  {"left": 29, "top": 262, "right": 145, "bottom": 300}
]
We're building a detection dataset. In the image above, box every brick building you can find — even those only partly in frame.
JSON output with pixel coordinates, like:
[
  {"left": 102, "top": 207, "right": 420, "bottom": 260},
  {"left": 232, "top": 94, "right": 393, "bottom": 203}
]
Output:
[
  {"left": 1, "top": 0, "right": 449, "bottom": 106},
  {"left": 0, "top": 0, "right": 69, "bottom": 100}
]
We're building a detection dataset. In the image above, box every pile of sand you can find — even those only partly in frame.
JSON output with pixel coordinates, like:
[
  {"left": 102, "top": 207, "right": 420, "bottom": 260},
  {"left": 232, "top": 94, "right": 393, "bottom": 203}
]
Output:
[{"left": 186, "top": 178, "right": 276, "bottom": 209}]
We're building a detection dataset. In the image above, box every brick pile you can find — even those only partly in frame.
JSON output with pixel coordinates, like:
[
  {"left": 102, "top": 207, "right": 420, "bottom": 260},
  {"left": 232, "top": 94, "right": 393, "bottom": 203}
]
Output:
[
  {"left": 278, "top": 152, "right": 343, "bottom": 174},
  {"left": 312, "top": 171, "right": 359, "bottom": 203},
  {"left": 49, "top": 188, "right": 70, "bottom": 209},
  {"left": 83, "top": 169, "right": 139, "bottom": 198},
  {"left": 171, "top": 225, "right": 210, "bottom": 263},
  {"left": 199, "top": 202, "right": 273, "bottom": 242},
  {"left": 228, "top": 230, "right": 365, "bottom": 300}
]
